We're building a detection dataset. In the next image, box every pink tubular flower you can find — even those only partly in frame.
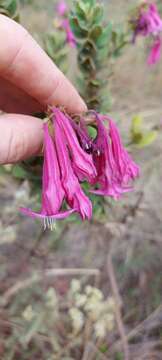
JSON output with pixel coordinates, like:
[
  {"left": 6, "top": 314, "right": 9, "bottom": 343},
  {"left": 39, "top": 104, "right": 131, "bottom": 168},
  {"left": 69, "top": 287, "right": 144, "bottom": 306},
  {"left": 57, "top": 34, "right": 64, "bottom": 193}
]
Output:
[
  {"left": 56, "top": 1, "right": 68, "bottom": 16},
  {"left": 20, "top": 107, "right": 139, "bottom": 227},
  {"left": 52, "top": 108, "right": 97, "bottom": 184},
  {"left": 132, "top": 2, "right": 162, "bottom": 64},
  {"left": 147, "top": 36, "right": 161, "bottom": 64},
  {"left": 109, "top": 120, "right": 140, "bottom": 182},
  {"left": 56, "top": 0, "right": 76, "bottom": 47},
  {"left": 148, "top": 3, "right": 162, "bottom": 33},
  {"left": 20, "top": 123, "right": 75, "bottom": 229},
  {"left": 62, "top": 19, "right": 76, "bottom": 48},
  {"left": 90, "top": 113, "right": 140, "bottom": 199},
  {"left": 91, "top": 114, "right": 126, "bottom": 199},
  {"left": 54, "top": 118, "right": 92, "bottom": 220}
]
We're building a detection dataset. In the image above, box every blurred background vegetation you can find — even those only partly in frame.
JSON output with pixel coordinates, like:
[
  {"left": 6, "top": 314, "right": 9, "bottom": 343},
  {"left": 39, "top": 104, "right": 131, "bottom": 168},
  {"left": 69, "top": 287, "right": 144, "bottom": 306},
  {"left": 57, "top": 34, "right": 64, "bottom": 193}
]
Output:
[{"left": 0, "top": 0, "right": 162, "bottom": 359}]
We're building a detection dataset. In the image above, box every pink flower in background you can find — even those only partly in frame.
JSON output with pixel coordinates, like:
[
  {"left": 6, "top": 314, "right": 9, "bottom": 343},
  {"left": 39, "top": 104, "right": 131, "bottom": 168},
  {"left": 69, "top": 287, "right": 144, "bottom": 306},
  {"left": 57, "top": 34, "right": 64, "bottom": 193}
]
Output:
[
  {"left": 148, "top": 3, "right": 162, "bottom": 33},
  {"left": 54, "top": 118, "right": 92, "bottom": 220},
  {"left": 56, "top": 0, "right": 68, "bottom": 16},
  {"left": 132, "top": 2, "right": 162, "bottom": 64},
  {"left": 147, "top": 36, "right": 161, "bottom": 64},
  {"left": 56, "top": 1, "right": 76, "bottom": 47},
  {"left": 133, "top": 3, "right": 162, "bottom": 39},
  {"left": 62, "top": 19, "right": 76, "bottom": 47},
  {"left": 20, "top": 123, "right": 75, "bottom": 229}
]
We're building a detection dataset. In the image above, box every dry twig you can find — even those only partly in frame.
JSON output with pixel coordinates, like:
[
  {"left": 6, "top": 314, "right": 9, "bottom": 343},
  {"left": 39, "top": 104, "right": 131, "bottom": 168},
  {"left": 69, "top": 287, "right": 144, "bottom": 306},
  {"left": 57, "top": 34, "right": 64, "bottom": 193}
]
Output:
[
  {"left": 111, "top": 304, "right": 162, "bottom": 353},
  {"left": 0, "top": 268, "right": 100, "bottom": 307},
  {"left": 107, "top": 254, "right": 130, "bottom": 360}
]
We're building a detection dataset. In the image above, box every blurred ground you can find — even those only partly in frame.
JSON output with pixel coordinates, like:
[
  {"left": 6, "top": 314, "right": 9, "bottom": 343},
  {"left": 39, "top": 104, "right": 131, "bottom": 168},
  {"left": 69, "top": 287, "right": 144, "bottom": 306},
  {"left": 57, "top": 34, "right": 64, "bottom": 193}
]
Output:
[{"left": 0, "top": 1, "right": 162, "bottom": 359}]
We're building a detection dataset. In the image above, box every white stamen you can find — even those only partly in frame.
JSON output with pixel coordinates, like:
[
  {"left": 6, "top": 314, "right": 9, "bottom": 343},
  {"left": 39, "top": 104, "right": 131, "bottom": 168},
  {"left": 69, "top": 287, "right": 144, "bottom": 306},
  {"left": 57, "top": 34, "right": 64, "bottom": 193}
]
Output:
[
  {"left": 43, "top": 216, "right": 56, "bottom": 231},
  {"left": 43, "top": 217, "right": 56, "bottom": 231}
]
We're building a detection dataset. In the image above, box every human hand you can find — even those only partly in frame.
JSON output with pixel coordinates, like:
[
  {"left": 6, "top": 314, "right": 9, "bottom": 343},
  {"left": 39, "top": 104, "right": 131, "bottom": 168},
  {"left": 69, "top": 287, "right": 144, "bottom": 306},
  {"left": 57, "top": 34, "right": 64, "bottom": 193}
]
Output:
[{"left": 0, "top": 15, "right": 86, "bottom": 164}]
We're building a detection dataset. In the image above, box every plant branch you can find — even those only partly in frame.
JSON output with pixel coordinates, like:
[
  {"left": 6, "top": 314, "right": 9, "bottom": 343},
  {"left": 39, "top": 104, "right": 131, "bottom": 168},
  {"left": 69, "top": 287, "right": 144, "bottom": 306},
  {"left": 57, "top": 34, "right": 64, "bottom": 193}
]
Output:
[{"left": 107, "top": 254, "right": 130, "bottom": 360}]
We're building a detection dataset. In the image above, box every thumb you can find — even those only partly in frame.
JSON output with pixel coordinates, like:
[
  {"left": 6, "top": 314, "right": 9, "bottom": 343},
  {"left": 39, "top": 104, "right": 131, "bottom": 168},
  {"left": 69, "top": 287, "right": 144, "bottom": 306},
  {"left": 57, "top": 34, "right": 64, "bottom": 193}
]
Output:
[{"left": 0, "top": 114, "right": 43, "bottom": 164}]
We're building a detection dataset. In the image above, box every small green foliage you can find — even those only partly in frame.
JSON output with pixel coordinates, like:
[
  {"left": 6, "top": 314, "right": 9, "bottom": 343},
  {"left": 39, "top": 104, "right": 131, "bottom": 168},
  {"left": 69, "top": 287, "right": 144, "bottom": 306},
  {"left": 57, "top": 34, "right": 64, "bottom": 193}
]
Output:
[
  {"left": 111, "top": 26, "right": 128, "bottom": 58},
  {"left": 12, "top": 157, "right": 43, "bottom": 181},
  {"left": 88, "top": 125, "right": 97, "bottom": 139},
  {"left": 0, "top": 0, "right": 20, "bottom": 21},
  {"left": 44, "top": 29, "right": 68, "bottom": 73},
  {"left": 70, "top": 0, "right": 128, "bottom": 111},
  {"left": 70, "top": 0, "right": 110, "bottom": 110},
  {"left": 100, "top": 344, "right": 109, "bottom": 353},
  {"left": 132, "top": 115, "right": 143, "bottom": 134},
  {"left": 131, "top": 115, "right": 158, "bottom": 148},
  {"left": 12, "top": 164, "right": 28, "bottom": 179},
  {"left": 115, "top": 352, "right": 124, "bottom": 360},
  {"left": 137, "top": 131, "right": 158, "bottom": 148}
]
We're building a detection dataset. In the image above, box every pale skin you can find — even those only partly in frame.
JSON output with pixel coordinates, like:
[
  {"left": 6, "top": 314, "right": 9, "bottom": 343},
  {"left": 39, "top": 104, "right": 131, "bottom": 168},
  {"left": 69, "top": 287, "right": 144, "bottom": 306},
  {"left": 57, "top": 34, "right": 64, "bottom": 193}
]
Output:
[{"left": 0, "top": 15, "right": 87, "bottom": 164}]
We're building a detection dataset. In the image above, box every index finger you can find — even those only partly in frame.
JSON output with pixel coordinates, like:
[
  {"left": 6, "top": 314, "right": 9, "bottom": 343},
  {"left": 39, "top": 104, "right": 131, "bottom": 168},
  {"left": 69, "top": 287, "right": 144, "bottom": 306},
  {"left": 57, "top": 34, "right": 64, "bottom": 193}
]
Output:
[{"left": 0, "top": 15, "right": 86, "bottom": 113}]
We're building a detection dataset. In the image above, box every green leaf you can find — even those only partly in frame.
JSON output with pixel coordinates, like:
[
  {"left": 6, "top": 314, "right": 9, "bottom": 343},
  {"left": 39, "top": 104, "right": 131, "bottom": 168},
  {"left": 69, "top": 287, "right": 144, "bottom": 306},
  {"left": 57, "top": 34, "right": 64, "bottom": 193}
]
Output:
[
  {"left": 92, "top": 5, "right": 104, "bottom": 24},
  {"left": 71, "top": 0, "right": 112, "bottom": 111},
  {"left": 78, "top": 54, "right": 96, "bottom": 73},
  {"left": 44, "top": 31, "right": 68, "bottom": 72},
  {"left": 100, "top": 344, "right": 109, "bottom": 353},
  {"left": 131, "top": 132, "right": 143, "bottom": 145},
  {"left": 90, "top": 25, "right": 102, "bottom": 41},
  {"left": 112, "top": 41, "right": 128, "bottom": 58},
  {"left": 88, "top": 79, "right": 101, "bottom": 88},
  {"left": 80, "top": 0, "right": 95, "bottom": 10},
  {"left": 137, "top": 131, "right": 158, "bottom": 148},
  {"left": 75, "top": 2, "right": 87, "bottom": 19},
  {"left": 79, "top": 39, "right": 97, "bottom": 56},
  {"left": 0, "top": 0, "right": 19, "bottom": 21},
  {"left": 45, "top": 35, "right": 57, "bottom": 58},
  {"left": 131, "top": 114, "right": 158, "bottom": 147},
  {"left": 70, "top": 17, "right": 88, "bottom": 38},
  {"left": 12, "top": 165, "right": 28, "bottom": 179},
  {"left": 22, "top": 313, "right": 44, "bottom": 345},
  {"left": 88, "top": 126, "right": 97, "bottom": 139},
  {"left": 0, "top": 165, "right": 10, "bottom": 175},
  {"left": 87, "top": 97, "right": 100, "bottom": 110},
  {"left": 131, "top": 115, "right": 143, "bottom": 135},
  {"left": 5, "top": 0, "right": 17, "bottom": 14},
  {"left": 96, "top": 23, "right": 112, "bottom": 47},
  {"left": 115, "top": 352, "right": 124, "bottom": 360}
]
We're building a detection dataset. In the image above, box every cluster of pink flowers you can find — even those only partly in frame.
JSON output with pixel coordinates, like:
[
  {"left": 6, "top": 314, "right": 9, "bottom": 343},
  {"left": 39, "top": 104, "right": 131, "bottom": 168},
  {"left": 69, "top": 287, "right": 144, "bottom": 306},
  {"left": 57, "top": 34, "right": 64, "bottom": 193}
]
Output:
[
  {"left": 20, "top": 108, "right": 139, "bottom": 229},
  {"left": 132, "top": 2, "right": 162, "bottom": 65},
  {"left": 56, "top": 0, "right": 76, "bottom": 48}
]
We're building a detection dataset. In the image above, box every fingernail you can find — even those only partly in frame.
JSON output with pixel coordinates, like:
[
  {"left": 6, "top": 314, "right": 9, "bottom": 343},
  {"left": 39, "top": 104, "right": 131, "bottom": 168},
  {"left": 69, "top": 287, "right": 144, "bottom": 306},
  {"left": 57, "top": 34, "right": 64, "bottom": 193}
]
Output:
[{"left": 77, "top": 97, "right": 87, "bottom": 113}]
